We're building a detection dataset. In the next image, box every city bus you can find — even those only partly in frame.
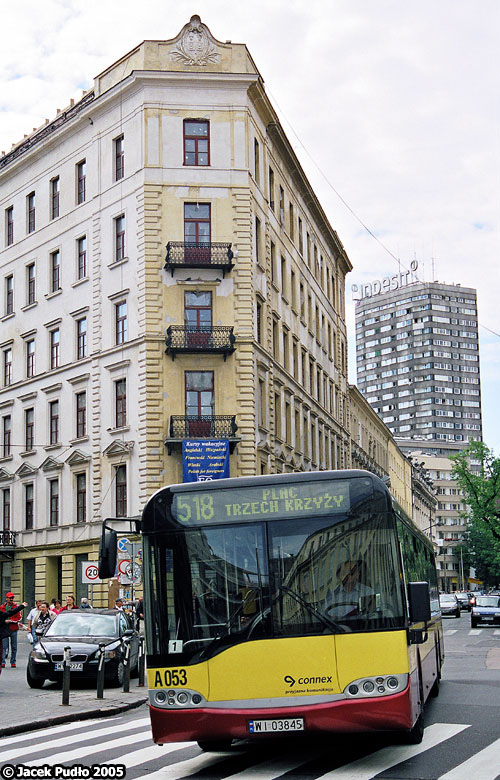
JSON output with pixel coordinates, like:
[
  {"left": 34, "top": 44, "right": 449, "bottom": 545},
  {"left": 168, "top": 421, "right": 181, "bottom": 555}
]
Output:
[{"left": 99, "top": 469, "right": 443, "bottom": 748}]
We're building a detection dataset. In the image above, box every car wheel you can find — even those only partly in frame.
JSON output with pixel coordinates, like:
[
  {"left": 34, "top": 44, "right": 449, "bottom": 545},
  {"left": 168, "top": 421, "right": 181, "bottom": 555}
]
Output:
[
  {"left": 26, "top": 664, "right": 45, "bottom": 689},
  {"left": 197, "top": 740, "right": 232, "bottom": 752},
  {"left": 471, "top": 619, "right": 477, "bottom": 628},
  {"left": 455, "top": 609, "right": 460, "bottom": 618},
  {"left": 110, "top": 659, "right": 124, "bottom": 687}
]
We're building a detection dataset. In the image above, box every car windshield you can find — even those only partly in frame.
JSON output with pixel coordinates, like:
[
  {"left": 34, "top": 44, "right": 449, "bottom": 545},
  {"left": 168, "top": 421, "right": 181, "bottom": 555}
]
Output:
[
  {"left": 440, "top": 594, "right": 456, "bottom": 603},
  {"left": 44, "top": 612, "right": 118, "bottom": 637},
  {"left": 476, "top": 596, "right": 500, "bottom": 608},
  {"left": 455, "top": 592, "right": 468, "bottom": 598}
]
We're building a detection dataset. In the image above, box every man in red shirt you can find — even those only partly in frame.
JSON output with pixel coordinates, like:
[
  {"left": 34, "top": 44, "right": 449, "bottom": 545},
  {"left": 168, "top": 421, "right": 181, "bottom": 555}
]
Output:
[{"left": 0, "top": 592, "right": 23, "bottom": 667}]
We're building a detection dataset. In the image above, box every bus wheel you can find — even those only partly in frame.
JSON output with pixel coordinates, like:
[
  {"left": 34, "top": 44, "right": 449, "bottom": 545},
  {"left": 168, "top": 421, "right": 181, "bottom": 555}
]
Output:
[
  {"left": 197, "top": 740, "right": 232, "bottom": 752},
  {"left": 405, "top": 711, "right": 424, "bottom": 744}
]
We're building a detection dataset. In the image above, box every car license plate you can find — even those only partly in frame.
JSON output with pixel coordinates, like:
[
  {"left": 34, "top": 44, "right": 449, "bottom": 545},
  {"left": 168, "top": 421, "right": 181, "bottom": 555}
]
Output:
[
  {"left": 483, "top": 616, "right": 494, "bottom": 621},
  {"left": 248, "top": 718, "right": 304, "bottom": 734},
  {"left": 54, "top": 662, "right": 83, "bottom": 671}
]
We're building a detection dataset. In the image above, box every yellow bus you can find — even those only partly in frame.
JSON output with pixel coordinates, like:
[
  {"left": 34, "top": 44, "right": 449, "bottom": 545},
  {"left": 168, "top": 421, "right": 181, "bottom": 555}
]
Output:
[{"left": 99, "top": 470, "right": 443, "bottom": 748}]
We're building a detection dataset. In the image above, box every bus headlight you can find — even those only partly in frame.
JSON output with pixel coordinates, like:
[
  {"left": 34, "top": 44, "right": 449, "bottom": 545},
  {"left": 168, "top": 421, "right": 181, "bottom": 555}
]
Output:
[
  {"left": 150, "top": 688, "right": 206, "bottom": 709},
  {"left": 344, "top": 673, "right": 408, "bottom": 698}
]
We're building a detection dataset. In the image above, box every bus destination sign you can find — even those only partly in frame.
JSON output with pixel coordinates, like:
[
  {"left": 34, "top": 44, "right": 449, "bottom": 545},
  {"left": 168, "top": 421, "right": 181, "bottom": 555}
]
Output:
[{"left": 171, "top": 481, "right": 351, "bottom": 526}]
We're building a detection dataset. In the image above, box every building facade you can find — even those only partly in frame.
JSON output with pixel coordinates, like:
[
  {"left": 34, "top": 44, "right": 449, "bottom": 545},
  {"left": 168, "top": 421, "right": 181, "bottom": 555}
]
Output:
[
  {"left": 0, "top": 17, "right": 352, "bottom": 603},
  {"left": 354, "top": 279, "right": 482, "bottom": 590}
]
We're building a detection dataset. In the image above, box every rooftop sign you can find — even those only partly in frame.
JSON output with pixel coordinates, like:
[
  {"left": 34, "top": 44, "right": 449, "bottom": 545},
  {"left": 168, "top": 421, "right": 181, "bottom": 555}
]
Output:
[{"left": 352, "top": 260, "right": 419, "bottom": 302}]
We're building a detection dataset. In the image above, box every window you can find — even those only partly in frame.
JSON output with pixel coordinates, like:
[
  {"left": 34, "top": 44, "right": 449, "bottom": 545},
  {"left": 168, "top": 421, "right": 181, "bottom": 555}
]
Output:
[
  {"left": 115, "top": 301, "right": 127, "bottom": 344},
  {"left": 115, "top": 215, "right": 125, "bottom": 262},
  {"left": 268, "top": 167, "right": 275, "bottom": 211},
  {"left": 50, "top": 329, "right": 60, "bottom": 369},
  {"left": 115, "top": 465, "right": 127, "bottom": 517},
  {"left": 185, "top": 371, "right": 214, "bottom": 436},
  {"left": 26, "top": 339, "right": 35, "bottom": 378},
  {"left": 76, "top": 160, "right": 86, "bottom": 204},
  {"left": 77, "top": 317, "right": 87, "bottom": 359},
  {"left": 2, "top": 416, "right": 11, "bottom": 457},
  {"left": 2, "top": 488, "right": 10, "bottom": 530},
  {"left": 255, "top": 216, "right": 261, "bottom": 263},
  {"left": 25, "top": 408, "right": 34, "bottom": 451},
  {"left": 279, "top": 186, "right": 285, "bottom": 224},
  {"left": 254, "top": 138, "right": 260, "bottom": 184},
  {"left": 6, "top": 207, "right": 13, "bottom": 246},
  {"left": 115, "top": 135, "right": 124, "bottom": 181},
  {"left": 256, "top": 301, "right": 262, "bottom": 344},
  {"left": 50, "top": 177, "right": 60, "bottom": 219},
  {"left": 50, "top": 250, "right": 61, "bottom": 292},
  {"left": 3, "top": 349, "right": 12, "bottom": 387},
  {"left": 115, "top": 378, "right": 127, "bottom": 428},
  {"left": 183, "top": 120, "right": 209, "bottom": 166},
  {"left": 184, "top": 290, "right": 212, "bottom": 331},
  {"left": 27, "top": 192, "right": 35, "bottom": 233},
  {"left": 77, "top": 236, "right": 87, "bottom": 279},
  {"left": 76, "top": 391, "right": 86, "bottom": 438},
  {"left": 25, "top": 484, "right": 34, "bottom": 530},
  {"left": 184, "top": 203, "right": 210, "bottom": 245},
  {"left": 298, "top": 217, "right": 303, "bottom": 255},
  {"left": 76, "top": 473, "right": 86, "bottom": 523},
  {"left": 27, "top": 263, "right": 36, "bottom": 305},
  {"left": 49, "top": 400, "right": 59, "bottom": 445},
  {"left": 5, "top": 275, "right": 13, "bottom": 315},
  {"left": 49, "top": 479, "right": 59, "bottom": 526}
]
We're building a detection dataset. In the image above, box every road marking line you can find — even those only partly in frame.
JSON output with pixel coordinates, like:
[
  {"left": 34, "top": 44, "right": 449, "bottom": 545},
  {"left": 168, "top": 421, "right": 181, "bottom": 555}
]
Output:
[
  {"left": 444, "top": 630, "right": 458, "bottom": 635},
  {"left": 134, "top": 751, "right": 233, "bottom": 779},
  {"left": 438, "top": 737, "right": 500, "bottom": 779},
  {"left": 0, "top": 717, "right": 111, "bottom": 747},
  {"left": 25, "top": 724, "right": 153, "bottom": 767},
  {"left": 314, "top": 723, "right": 469, "bottom": 779},
  {"left": 469, "top": 629, "right": 482, "bottom": 635},
  {"left": 121, "top": 742, "right": 195, "bottom": 769}
]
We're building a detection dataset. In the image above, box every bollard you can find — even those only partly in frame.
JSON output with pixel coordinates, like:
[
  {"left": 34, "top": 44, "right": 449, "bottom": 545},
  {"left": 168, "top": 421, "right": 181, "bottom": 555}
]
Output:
[
  {"left": 137, "top": 635, "right": 145, "bottom": 687},
  {"left": 122, "top": 639, "right": 131, "bottom": 693},
  {"left": 96, "top": 642, "right": 105, "bottom": 699},
  {"left": 61, "top": 645, "right": 71, "bottom": 706}
]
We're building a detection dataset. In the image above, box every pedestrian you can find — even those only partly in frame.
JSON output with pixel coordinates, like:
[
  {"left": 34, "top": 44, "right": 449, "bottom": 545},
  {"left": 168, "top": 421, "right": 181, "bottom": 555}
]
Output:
[
  {"left": 26, "top": 599, "right": 43, "bottom": 643},
  {"left": 115, "top": 597, "right": 124, "bottom": 611},
  {"left": 0, "top": 594, "right": 27, "bottom": 669},
  {"left": 80, "top": 598, "right": 92, "bottom": 609},
  {"left": 50, "top": 599, "right": 62, "bottom": 615},
  {"left": 60, "top": 595, "right": 78, "bottom": 611},
  {"left": 135, "top": 597, "right": 144, "bottom": 630},
  {"left": 32, "top": 602, "right": 56, "bottom": 638}
]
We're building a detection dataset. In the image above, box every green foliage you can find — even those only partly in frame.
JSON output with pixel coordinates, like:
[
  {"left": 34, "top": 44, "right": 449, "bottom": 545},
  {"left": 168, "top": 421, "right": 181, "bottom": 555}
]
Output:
[
  {"left": 457, "top": 525, "right": 500, "bottom": 588},
  {"left": 450, "top": 441, "right": 500, "bottom": 542}
]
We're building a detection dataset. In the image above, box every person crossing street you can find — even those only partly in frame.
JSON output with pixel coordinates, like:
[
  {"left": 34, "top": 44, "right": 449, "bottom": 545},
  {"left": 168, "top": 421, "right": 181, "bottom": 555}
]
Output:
[{"left": 0, "top": 594, "right": 27, "bottom": 669}]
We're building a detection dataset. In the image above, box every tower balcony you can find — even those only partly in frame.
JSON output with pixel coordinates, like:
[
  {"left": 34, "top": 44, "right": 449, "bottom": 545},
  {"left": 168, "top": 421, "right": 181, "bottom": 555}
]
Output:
[
  {"left": 0, "top": 530, "right": 16, "bottom": 555},
  {"left": 165, "top": 242, "right": 234, "bottom": 276},
  {"left": 165, "top": 326, "right": 236, "bottom": 360}
]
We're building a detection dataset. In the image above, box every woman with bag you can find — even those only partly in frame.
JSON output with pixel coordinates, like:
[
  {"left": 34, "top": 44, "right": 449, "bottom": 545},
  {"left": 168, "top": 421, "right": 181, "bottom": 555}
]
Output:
[{"left": 32, "top": 602, "right": 55, "bottom": 639}]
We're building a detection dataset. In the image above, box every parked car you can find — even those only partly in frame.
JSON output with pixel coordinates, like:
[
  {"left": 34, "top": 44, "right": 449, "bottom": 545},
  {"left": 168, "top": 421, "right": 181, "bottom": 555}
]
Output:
[
  {"left": 439, "top": 593, "right": 460, "bottom": 618},
  {"left": 471, "top": 595, "right": 500, "bottom": 627},
  {"left": 27, "top": 608, "right": 140, "bottom": 689},
  {"left": 454, "top": 592, "right": 471, "bottom": 611}
]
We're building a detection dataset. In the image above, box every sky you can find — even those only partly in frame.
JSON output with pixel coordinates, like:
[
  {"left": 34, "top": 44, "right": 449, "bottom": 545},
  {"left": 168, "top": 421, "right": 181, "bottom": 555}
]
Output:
[{"left": 1, "top": 0, "right": 499, "bottom": 453}]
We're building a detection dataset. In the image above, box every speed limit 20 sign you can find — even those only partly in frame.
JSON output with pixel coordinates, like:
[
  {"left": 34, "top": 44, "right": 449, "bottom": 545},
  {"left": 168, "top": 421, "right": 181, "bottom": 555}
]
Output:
[{"left": 81, "top": 561, "right": 102, "bottom": 584}]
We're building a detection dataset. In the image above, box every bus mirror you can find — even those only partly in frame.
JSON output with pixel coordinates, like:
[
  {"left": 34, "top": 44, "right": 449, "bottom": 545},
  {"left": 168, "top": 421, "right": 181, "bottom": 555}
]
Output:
[
  {"left": 407, "top": 581, "right": 431, "bottom": 624},
  {"left": 98, "top": 524, "right": 118, "bottom": 579}
]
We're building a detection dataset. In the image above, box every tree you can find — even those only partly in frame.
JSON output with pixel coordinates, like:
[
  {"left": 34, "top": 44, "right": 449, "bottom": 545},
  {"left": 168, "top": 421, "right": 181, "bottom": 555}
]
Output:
[
  {"left": 456, "top": 526, "right": 500, "bottom": 589},
  {"left": 450, "top": 441, "right": 500, "bottom": 542}
]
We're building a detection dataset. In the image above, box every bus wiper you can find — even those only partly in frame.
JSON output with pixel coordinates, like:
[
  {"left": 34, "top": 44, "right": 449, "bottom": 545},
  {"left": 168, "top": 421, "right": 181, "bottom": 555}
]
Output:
[
  {"left": 278, "top": 584, "right": 346, "bottom": 633},
  {"left": 197, "top": 588, "right": 259, "bottom": 661}
]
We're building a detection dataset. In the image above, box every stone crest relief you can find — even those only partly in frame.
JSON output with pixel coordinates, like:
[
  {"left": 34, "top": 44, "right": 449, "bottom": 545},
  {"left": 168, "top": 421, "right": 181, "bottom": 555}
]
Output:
[{"left": 170, "top": 15, "right": 221, "bottom": 66}]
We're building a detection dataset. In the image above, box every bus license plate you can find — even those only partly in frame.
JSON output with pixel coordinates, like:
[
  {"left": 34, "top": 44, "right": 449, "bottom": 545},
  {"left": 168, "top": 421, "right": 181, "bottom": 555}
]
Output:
[
  {"left": 248, "top": 718, "right": 304, "bottom": 734},
  {"left": 55, "top": 662, "right": 83, "bottom": 671}
]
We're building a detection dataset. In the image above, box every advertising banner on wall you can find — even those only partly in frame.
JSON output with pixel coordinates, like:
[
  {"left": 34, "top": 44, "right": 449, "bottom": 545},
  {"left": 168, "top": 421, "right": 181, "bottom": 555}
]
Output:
[{"left": 182, "top": 439, "right": 230, "bottom": 483}]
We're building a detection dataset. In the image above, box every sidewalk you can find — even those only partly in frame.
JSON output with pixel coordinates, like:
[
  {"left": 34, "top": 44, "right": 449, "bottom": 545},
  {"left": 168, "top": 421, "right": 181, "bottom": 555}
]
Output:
[{"left": 0, "top": 633, "right": 148, "bottom": 737}]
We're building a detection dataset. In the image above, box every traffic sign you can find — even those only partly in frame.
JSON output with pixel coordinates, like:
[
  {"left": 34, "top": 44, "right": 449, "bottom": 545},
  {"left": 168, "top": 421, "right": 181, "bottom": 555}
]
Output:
[
  {"left": 117, "top": 538, "right": 130, "bottom": 553},
  {"left": 81, "top": 561, "right": 102, "bottom": 584},
  {"left": 117, "top": 559, "right": 131, "bottom": 576}
]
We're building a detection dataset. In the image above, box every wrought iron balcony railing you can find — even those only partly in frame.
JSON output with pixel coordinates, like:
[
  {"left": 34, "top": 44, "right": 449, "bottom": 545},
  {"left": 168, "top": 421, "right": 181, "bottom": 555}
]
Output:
[
  {"left": 169, "top": 415, "right": 238, "bottom": 439},
  {"left": 165, "top": 325, "right": 236, "bottom": 360},
  {"left": 165, "top": 242, "right": 234, "bottom": 276},
  {"left": 0, "top": 530, "right": 16, "bottom": 550}
]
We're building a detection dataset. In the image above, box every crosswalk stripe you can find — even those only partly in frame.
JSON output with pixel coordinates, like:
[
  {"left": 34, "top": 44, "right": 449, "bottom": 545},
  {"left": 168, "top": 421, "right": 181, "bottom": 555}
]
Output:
[
  {"left": 444, "top": 629, "right": 458, "bottom": 635},
  {"left": 0, "top": 717, "right": 111, "bottom": 747},
  {"left": 134, "top": 751, "right": 232, "bottom": 780},
  {"left": 314, "top": 723, "right": 469, "bottom": 779},
  {"left": 28, "top": 732, "right": 153, "bottom": 767},
  {"left": 0, "top": 718, "right": 151, "bottom": 762},
  {"left": 121, "top": 741, "right": 195, "bottom": 769},
  {"left": 469, "top": 629, "right": 482, "bottom": 635},
  {"left": 438, "top": 737, "right": 500, "bottom": 779},
  {"left": 494, "top": 630, "right": 500, "bottom": 635}
]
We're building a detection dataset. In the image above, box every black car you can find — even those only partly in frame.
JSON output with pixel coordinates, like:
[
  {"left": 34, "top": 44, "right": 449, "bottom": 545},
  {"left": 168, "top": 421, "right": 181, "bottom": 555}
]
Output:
[
  {"left": 439, "top": 593, "right": 460, "bottom": 618},
  {"left": 471, "top": 595, "right": 500, "bottom": 628},
  {"left": 27, "top": 608, "right": 139, "bottom": 688},
  {"left": 454, "top": 592, "right": 471, "bottom": 611}
]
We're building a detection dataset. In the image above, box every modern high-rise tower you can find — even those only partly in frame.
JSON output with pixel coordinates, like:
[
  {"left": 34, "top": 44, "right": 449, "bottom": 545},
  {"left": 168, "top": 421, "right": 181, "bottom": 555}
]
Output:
[{"left": 355, "top": 280, "right": 482, "bottom": 451}]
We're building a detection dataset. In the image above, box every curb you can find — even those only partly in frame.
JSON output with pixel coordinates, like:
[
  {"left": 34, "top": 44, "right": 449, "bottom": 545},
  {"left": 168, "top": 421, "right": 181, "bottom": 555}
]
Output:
[{"left": 0, "top": 696, "right": 148, "bottom": 738}]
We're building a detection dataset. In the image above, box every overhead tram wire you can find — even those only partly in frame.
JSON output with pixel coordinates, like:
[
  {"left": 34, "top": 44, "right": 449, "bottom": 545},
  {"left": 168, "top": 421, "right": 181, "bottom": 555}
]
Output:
[{"left": 266, "top": 87, "right": 499, "bottom": 339}]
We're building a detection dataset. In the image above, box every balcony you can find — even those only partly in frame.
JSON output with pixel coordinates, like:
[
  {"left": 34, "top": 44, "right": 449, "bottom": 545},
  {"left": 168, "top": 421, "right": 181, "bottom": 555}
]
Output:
[
  {"left": 165, "top": 326, "right": 236, "bottom": 360},
  {"left": 165, "top": 242, "right": 234, "bottom": 276},
  {"left": 165, "top": 415, "right": 239, "bottom": 454},
  {"left": 0, "top": 530, "right": 16, "bottom": 556}
]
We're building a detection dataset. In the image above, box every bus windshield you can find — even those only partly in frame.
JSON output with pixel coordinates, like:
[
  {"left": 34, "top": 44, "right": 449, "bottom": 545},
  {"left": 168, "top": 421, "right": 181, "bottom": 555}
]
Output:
[{"left": 146, "top": 508, "right": 405, "bottom": 662}]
